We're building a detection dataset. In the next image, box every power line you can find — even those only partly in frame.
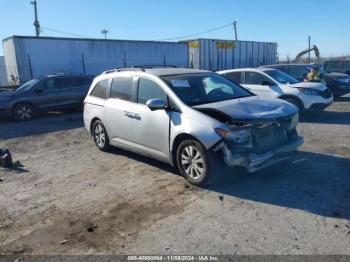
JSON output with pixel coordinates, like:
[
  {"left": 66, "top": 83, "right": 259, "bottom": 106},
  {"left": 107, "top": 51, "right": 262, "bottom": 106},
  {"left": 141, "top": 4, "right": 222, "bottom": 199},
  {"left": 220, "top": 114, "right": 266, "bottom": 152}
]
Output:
[
  {"left": 41, "top": 26, "right": 93, "bottom": 39},
  {"left": 156, "top": 22, "right": 234, "bottom": 41},
  {"left": 41, "top": 22, "right": 234, "bottom": 42}
]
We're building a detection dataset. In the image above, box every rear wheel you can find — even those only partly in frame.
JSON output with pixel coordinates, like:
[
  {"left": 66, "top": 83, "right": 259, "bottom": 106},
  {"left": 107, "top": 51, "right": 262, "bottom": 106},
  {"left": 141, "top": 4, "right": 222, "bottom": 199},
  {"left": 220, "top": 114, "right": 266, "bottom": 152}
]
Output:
[
  {"left": 13, "top": 103, "right": 35, "bottom": 121},
  {"left": 92, "top": 120, "right": 110, "bottom": 151},
  {"left": 176, "top": 140, "right": 218, "bottom": 186}
]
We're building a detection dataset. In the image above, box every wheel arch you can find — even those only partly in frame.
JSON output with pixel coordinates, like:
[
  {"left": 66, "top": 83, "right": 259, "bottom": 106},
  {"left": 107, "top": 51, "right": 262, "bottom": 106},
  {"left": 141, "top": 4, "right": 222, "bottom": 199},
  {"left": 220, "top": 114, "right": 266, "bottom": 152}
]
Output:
[
  {"left": 171, "top": 133, "right": 206, "bottom": 166},
  {"left": 90, "top": 117, "right": 102, "bottom": 135},
  {"left": 278, "top": 94, "right": 304, "bottom": 111}
]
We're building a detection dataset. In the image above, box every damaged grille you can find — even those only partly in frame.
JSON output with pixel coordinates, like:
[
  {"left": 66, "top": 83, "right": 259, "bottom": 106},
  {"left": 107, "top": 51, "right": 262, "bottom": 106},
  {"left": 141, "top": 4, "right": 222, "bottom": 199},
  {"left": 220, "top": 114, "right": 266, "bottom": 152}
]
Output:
[{"left": 253, "top": 124, "right": 287, "bottom": 154}]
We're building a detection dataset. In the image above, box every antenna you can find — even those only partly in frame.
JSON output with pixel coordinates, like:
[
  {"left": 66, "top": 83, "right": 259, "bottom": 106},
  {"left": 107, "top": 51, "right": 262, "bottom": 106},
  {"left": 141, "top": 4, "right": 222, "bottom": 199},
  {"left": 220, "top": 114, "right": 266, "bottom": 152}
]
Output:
[{"left": 101, "top": 29, "right": 109, "bottom": 39}]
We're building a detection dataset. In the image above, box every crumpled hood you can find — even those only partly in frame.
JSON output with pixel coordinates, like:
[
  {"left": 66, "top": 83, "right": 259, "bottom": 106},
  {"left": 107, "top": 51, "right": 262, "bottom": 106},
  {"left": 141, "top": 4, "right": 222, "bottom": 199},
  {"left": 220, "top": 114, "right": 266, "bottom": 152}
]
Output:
[
  {"left": 193, "top": 96, "right": 298, "bottom": 121},
  {"left": 288, "top": 81, "right": 327, "bottom": 91}
]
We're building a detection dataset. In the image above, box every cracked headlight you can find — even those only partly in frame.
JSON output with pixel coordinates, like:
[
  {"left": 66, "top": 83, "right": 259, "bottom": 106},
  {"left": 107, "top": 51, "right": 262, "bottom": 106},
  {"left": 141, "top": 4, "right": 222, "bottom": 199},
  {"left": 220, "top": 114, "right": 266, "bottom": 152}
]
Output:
[
  {"left": 215, "top": 127, "right": 251, "bottom": 144},
  {"left": 287, "top": 113, "right": 299, "bottom": 131}
]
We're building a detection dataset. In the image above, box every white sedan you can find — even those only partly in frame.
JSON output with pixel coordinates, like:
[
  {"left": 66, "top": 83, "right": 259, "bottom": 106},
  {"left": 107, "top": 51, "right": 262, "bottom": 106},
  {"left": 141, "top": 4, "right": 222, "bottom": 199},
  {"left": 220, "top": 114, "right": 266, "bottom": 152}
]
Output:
[{"left": 218, "top": 68, "right": 333, "bottom": 112}]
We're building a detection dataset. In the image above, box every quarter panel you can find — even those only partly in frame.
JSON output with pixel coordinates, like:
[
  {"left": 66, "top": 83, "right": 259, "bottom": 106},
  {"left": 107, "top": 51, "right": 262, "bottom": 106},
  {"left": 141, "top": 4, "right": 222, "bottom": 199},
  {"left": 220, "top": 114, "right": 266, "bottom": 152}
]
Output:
[{"left": 83, "top": 97, "right": 106, "bottom": 133}]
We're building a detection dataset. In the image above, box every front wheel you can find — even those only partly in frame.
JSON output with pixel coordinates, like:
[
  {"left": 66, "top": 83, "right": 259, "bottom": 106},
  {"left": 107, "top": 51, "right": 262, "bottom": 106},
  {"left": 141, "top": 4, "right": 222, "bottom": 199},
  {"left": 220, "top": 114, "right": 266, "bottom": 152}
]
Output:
[
  {"left": 13, "top": 103, "right": 35, "bottom": 121},
  {"left": 176, "top": 140, "right": 217, "bottom": 186},
  {"left": 92, "top": 120, "right": 110, "bottom": 151}
]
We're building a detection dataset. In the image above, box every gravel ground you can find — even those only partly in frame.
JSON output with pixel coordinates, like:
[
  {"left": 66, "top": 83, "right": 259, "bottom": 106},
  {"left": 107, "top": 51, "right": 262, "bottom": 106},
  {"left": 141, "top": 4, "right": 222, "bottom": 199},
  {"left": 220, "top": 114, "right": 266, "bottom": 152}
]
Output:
[{"left": 0, "top": 96, "right": 349, "bottom": 255}]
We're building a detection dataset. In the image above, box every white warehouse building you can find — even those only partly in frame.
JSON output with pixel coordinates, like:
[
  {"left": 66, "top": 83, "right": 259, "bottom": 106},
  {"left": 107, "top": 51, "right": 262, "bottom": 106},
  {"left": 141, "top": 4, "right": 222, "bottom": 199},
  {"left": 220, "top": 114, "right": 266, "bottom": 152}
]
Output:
[
  {"left": 0, "top": 56, "right": 8, "bottom": 86},
  {"left": 2, "top": 35, "right": 278, "bottom": 84},
  {"left": 2, "top": 36, "right": 189, "bottom": 83},
  {"left": 181, "top": 38, "right": 278, "bottom": 71}
]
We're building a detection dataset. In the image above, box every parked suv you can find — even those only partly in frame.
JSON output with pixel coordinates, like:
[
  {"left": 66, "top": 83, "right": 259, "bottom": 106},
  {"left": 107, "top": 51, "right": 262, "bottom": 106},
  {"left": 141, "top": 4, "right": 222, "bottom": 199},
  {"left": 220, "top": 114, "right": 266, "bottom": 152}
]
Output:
[
  {"left": 0, "top": 74, "right": 93, "bottom": 121},
  {"left": 324, "top": 60, "right": 350, "bottom": 75},
  {"left": 261, "top": 64, "right": 350, "bottom": 97},
  {"left": 84, "top": 67, "right": 303, "bottom": 186},
  {"left": 218, "top": 68, "right": 333, "bottom": 112}
]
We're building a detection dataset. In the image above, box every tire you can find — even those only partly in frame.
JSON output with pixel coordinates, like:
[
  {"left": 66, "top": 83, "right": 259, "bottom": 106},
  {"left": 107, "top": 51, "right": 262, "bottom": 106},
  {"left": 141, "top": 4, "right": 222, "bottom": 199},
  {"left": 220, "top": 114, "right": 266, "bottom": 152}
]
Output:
[
  {"left": 176, "top": 139, "right": 218, "bottom": 186},
  {"left": 284, "top": 98, "right": 303, "bottom": 112},
  {"left": 92, "top": 120, "right": 110, "bottom": 151},
  {"left": 12, "top": 103, "right": 35, "bottom": 121}
]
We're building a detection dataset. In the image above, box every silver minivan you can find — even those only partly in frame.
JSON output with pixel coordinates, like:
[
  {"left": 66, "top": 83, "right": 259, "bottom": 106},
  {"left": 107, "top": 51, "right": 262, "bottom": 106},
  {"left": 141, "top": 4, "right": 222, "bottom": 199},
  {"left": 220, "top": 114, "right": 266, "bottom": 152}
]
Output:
[{"left": 84, "top": 67, "right": 303, "bottom": 186}]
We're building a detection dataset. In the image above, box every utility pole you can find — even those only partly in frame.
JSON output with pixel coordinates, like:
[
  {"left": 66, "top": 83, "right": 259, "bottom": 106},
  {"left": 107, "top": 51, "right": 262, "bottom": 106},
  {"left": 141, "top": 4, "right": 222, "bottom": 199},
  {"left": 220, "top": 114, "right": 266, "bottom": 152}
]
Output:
[
  {"left": 308, "top": 36, "right": 311, "bottom": 64},
  {"left": 101, "top": 29, "right": 109, "bottom": 39},
  {"left": 31, "top": 0, "right": 40, "bottom": 37},
  {"left": 233, "top": 19, "right": 238, "bottom": 41}
]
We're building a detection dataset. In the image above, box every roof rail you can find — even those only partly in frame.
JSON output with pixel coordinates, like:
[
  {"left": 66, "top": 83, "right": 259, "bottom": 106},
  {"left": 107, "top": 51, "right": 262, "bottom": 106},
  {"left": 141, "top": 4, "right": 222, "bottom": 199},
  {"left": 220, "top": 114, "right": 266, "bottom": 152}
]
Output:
[
  {"left": 101, "top": 65, "right": 177, "bottom": 75},
  {"left": 47, "top": 72, "right": 66, "bottom": 76},
  {"left": 131, "top": 65, "right": 177, "bottom": 69},
  {"left": 101, "top": 68, "right": 145, "bottom": 74}
]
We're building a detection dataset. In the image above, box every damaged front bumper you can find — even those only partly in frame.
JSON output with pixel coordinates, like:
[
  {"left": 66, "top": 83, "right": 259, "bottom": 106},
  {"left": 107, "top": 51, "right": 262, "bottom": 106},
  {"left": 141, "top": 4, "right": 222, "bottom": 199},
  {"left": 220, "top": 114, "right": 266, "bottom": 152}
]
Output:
[{"left": 215, "top": 137, "right": 304, "bottom": 172}]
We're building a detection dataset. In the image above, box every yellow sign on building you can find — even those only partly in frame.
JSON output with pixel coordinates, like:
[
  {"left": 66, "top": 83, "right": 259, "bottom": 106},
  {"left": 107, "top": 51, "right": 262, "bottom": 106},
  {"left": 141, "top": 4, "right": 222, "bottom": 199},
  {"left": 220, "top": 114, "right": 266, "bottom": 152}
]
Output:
[
  {"left": 216, "top": 41, "right": 235, "bottom": 49},
  {"left": 188, "top": 41, "right": 200, "bottom": 48}
]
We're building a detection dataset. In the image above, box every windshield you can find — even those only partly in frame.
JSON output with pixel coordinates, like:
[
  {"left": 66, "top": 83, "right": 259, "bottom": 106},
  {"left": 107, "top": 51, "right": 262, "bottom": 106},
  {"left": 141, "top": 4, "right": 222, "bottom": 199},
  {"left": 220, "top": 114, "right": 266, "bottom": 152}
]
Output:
[
  {"left": 16, "top": 79, "right": 40, "bottom": 92},
  {"left": 264, "top": 69, "right": 300, "bottom": 85},
  {"left": 161, "top": 73, "right": 252, "bottom": 106}
]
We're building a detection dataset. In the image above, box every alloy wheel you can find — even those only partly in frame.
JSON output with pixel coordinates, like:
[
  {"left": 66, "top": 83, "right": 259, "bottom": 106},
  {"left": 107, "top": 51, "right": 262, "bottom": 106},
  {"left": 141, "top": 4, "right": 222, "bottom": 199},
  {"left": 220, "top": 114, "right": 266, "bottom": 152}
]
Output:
[
  {"left": 15, "top": 104, "right": 33, "bottom": 121},
  {"left": 94, "top": 124, "right": 106, "bottom": 148},
  {"left": 180, "top": 145, "right": 205, "bottom": 179}
]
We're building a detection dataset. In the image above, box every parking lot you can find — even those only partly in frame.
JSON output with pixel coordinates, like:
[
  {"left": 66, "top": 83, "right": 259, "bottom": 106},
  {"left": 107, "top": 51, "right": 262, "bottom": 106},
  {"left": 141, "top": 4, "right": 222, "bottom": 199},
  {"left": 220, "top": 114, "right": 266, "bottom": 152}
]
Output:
[{"left": 0, "top": 96, "right": 350, "bottom": 255}]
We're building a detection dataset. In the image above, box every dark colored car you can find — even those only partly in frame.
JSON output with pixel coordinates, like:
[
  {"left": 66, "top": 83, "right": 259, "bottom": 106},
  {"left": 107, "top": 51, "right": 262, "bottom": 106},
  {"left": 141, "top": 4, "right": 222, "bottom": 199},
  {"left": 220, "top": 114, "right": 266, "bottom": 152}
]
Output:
[
  {"left": 261, "top": 64, "right": 350, "bottom": 97},
  {"left": 324, "top": 60, "right": 350, "bottom": 75},
  {"left": 0, "top": 74, "right": 94, "bottom": 121}
]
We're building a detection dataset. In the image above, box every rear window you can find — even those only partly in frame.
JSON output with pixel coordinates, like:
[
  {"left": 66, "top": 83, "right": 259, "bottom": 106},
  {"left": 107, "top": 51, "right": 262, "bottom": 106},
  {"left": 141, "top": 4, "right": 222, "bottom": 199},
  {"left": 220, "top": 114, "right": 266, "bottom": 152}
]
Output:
[
  {"left": 90, "top": 79, "right": 109, "bottom": 99},
  {"left": 110, "top": 77, "right": 133, "bottom": 101}
]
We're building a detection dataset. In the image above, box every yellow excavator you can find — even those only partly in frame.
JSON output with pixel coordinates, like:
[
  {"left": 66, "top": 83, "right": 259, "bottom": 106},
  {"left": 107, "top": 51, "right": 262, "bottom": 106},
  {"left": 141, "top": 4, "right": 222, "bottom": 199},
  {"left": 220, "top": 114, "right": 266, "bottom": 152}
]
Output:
[{"left": 294, "top": 45, "right": 320, "bottom": 62}]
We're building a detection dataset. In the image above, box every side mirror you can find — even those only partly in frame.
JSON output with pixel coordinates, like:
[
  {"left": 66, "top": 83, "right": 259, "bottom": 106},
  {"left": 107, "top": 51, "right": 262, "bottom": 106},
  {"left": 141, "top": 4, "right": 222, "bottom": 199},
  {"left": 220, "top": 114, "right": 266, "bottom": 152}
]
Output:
[
  {"left": 146, "top": 98, "right": 166, "bottom": 111},
  {"left": 261, "top": 81, "right": 272, "bottom": 86},
  {"left": 34, "top": 88, "right": 43, "bottom": 94}
]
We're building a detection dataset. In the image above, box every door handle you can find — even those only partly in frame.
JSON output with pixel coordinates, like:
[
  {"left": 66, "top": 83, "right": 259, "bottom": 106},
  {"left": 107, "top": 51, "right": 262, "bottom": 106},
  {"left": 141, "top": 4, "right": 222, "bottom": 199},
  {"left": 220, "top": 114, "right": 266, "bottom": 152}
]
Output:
[
  {"left": 124, "top": 111, "right": 134, "bottom": 118},
  {"left": 124, "top": 111, "right": 141, "bottom": 120},
  {"left": 133, "top": 114, "right": 141, "bottom": 120}
]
